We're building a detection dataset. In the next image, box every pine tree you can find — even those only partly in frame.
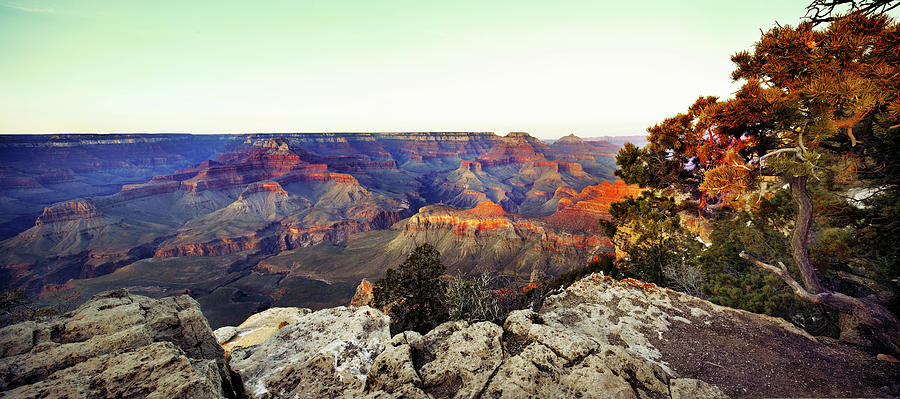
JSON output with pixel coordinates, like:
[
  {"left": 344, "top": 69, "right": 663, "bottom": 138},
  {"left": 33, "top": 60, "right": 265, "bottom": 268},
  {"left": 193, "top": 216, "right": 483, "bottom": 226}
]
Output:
[{"left": 373, "top": 243, "right": 448, "bottom": 334}]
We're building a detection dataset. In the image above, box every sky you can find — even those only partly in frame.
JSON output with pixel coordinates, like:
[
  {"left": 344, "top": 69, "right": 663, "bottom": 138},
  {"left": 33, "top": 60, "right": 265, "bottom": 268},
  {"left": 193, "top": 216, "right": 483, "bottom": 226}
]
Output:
[{"left": 1, "top": 1, "right": 819, "bottom": 139}]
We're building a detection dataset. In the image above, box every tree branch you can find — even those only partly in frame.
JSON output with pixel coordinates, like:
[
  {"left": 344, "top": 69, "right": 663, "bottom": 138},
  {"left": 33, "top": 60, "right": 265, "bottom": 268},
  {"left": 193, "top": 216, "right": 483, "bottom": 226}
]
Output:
[
  {"left": 741, "top": 250, "right": 900, "bottom": 354},
  {"left": 805, "top": 0, "right": 899, "bottom": 24},
  {"left": 756, "top": 147, "right": 802, "bottom": 164},
  {"left": 740, "top": 251, "right": 811, "bottom": 298}
]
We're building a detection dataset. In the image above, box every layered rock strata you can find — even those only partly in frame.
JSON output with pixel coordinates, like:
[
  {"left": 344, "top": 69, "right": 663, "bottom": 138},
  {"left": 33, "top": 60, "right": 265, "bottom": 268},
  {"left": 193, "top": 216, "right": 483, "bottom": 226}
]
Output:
[{"left": 394, "top": 201, "right": 612, "bottom": 278}]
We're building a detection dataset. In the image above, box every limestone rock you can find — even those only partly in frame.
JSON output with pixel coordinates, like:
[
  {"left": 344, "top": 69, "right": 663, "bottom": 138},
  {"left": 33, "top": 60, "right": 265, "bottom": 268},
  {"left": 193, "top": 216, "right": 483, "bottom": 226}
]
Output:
[
  {"left": 218, "top": 273, "right": 898, "bottom": 398},
  {"left": 481, "top": 342, "right": 636, "bottom": 399},
  {"left": 0, "top": 321, "right": 37, "bottom": 358},
  {"left": 363, "top": 311, "right": 669, "bottom": 399},
  {"left": 366, "top": 331, "right": 424, "bottom": 392},
  {"left": 216, "top": 306, "right": 311, "bottom": 353},
  {"left": 214, "top": 326, "right": 238, "bottom": 345},
  {"left": 669, "top": 378, "right": 726, "bottom": 399},
  {"left": 0, "top": 289, "right": 240, "bottom": 399},
  {"left": 537, "top": 274, "right": 896, "bottom": 398},
  {"left": 417, "top": 321, "right": 503, "bottom": 399},
  {"left": 227, "top": 305, "right": 390, "bottom": 398}
]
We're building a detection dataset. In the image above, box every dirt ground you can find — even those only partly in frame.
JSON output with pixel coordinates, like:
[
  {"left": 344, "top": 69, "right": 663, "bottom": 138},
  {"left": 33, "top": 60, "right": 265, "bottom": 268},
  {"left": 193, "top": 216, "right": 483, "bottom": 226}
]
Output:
[{"left": 652, "top": 294, "right": 900, "bottom": 398}]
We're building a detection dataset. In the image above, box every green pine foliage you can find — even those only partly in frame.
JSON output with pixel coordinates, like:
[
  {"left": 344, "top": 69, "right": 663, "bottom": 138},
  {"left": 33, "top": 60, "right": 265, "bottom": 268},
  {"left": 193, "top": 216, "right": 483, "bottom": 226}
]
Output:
[
  {"left": 600, "top": 192, "right": 704, "bottom": 294},
  {"left": 373, "top": 243, "right": 449, "bottom": 335},
  {"left": 699, "top": 210, "right": 797, "bottom": 315}
]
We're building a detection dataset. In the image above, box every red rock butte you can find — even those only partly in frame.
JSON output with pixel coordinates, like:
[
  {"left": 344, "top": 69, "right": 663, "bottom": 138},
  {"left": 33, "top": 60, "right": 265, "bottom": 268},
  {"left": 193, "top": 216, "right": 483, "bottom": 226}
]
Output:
[
  {"left": 546, "top": 180, "right": 645, "bottom": 233},
  {"left": 463, "top": 200, "right": 507, "bottom": 218}
]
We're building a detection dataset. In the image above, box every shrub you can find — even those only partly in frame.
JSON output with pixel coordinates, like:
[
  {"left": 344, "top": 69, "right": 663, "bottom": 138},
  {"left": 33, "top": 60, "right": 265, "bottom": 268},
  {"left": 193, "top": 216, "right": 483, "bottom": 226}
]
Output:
[
  {"left": 445, "top": 275, "right": 505, "bottom": 324},
  {"left": 0, "top": 288, "right": 56, "bottom": 328}
]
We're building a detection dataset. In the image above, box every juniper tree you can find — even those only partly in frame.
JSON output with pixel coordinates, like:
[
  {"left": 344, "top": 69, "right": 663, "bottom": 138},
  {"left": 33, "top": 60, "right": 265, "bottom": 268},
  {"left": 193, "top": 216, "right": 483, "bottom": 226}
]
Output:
[
  {"left": 616, "top": 12, "right": 900, "bottom": 352},
  {"left": 373, "top": 243, "right": 448, "bottom": 334}
]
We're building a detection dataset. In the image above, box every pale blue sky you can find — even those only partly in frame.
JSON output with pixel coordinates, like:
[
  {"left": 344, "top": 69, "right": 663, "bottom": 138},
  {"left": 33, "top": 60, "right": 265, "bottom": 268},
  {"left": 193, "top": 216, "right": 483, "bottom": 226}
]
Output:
[{"left": 1, "top": 1, "right": 821, "bottom": 139}]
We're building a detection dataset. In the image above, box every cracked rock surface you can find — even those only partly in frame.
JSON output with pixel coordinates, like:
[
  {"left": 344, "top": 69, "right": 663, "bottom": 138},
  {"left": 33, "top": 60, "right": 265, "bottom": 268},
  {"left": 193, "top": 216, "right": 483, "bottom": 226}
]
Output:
[
  {"left": 6, "top": 274, "right": 895, "bottom": 398},
  {"left": 227, "top": 305, "right": 391, "bottom": 399},
  {"left": 0, "top": 289, "right": 241, "bottom": 399},
  {"left": 364, "top": 308, "right": 720, "bottom": 399}
]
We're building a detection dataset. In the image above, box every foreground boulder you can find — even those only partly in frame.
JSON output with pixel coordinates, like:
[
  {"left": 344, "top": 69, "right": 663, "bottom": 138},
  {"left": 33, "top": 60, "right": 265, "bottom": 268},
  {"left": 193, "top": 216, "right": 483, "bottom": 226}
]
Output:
[
  {"left": 227, "top": 305, "right": 391, "bottom": 398},
  {"left": 365, "top": 314, "right": 721, "bottom": 399},
  {"left": 214, "top": 307, "right": 312, "bottom": 354},
  {"left": 0, "top": 289, "right": 241, "bottom": 399}
]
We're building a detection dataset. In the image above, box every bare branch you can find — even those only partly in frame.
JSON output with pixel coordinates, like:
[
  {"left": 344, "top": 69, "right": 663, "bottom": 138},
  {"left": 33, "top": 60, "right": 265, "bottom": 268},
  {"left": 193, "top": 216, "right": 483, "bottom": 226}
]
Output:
[
  {"left": 740, "top": 251, "right": 810, "bottom": 297},
  {"left": 755, "top": 147, "right": 802, "bottom": 164},
  {"left": 776, "top": 261, "right": 789, "bottom": 271},
  {"left": 805, "top": 0, "right": 900, "bottom": 25}
]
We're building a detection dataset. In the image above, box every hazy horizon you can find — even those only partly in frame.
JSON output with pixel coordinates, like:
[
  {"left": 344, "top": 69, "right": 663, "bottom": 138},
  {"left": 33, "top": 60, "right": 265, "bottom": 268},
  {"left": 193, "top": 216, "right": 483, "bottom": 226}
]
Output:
[
  {"left": 2, "top": 1, "right": 817, "bottom": 139},
  {"left": 0, "top": 131, "right": 647, "bottom": 140}
]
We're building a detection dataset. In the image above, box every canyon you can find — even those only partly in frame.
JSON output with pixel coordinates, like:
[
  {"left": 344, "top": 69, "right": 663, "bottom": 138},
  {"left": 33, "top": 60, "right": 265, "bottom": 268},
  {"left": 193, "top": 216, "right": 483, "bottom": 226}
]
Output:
[{"left": 0, "top": 132, "right": 640, "bottom": 327}]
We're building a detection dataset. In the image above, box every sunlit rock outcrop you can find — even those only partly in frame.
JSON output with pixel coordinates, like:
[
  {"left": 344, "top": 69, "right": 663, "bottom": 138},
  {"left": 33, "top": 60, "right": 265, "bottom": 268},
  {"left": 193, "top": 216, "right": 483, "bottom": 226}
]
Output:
[
  {"left": 214, "top": 307, "right": 312, "bottom": 354},
  {"left": 394, "top": 202, "right": 612, "bottom": 278}
]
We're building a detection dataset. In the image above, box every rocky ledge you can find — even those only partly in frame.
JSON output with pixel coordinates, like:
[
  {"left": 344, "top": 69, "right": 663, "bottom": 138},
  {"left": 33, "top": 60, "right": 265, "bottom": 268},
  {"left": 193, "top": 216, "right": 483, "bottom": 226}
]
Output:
[
  {"left": 3, "top": 274, "right": 898, "bottom": 398},
  {"left": 0, "top": 289, "right": 241, "bottom": 398},
  {"left": 222, "top": 274, "right": 898, "bottom": 398}
]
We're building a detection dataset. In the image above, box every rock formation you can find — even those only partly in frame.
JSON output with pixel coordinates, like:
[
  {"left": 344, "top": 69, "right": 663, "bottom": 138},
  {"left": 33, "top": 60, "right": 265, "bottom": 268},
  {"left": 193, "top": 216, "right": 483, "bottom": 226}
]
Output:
[
  {"left": 227, "top": 306, "right": 390, "bottom": 398},
  {"left": 545, "top": 180, "right": 645, "bottom": 233},
  {"left": 392, "top": 202, "right": 613, "bottom": 278},
  {"left": 4, "top": 274, "right": 898, "bottom": 398},
  {"left": 0, "top": 134, "right": 233, "bottom": 240},
  {"left": 351, "top": 279, "right": 375, "bottom": 307},
  {"left": 222, "top": 273, "right": 898, "bottom": 398},
  {"left": 0, "top": 289, "right": 241, "bottom": 398},
  {"left": 361, "top": 291, "right": 725, "bottom": 399},
  {"left": 214, "top": 307, "right": 312, "bottom": 354}
]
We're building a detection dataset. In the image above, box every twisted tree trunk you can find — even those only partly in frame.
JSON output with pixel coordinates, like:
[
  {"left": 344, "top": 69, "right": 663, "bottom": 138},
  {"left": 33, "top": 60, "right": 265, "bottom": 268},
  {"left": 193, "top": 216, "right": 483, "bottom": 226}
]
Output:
[
  {"left": 742, "top": 175, "right": 900, "bottom": 354},
  {"left": 787, "top": 176, "right": 826, "bottom": 294}
]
